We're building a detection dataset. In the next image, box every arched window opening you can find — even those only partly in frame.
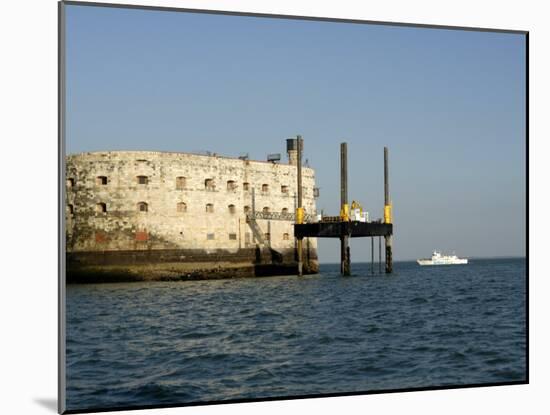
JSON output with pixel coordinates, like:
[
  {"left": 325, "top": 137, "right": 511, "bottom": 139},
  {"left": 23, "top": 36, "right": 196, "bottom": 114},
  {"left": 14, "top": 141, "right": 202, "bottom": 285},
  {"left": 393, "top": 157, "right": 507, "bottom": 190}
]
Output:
[
  {"left": 205, "top": 179, "right": 215, "bottom": 191},
  {"left": 262, "top": 206, "right": 270, "bottom": 213},
  {"left": 137, "top": 175, "right": 148, "bottom": 185},
  {"left": 227, "top": 180, "right": 237, "bottom": 191},
  {"left": 177, "top": 202, "right": 187, "bottom": 213},
  {"left": 96, "top": 176, "right": 108, "bottom": 185},
  {"left": 137, "top": 202, "right": 148, "bottom": 212},
  {"left": 262, "top": 184, "right": 269, "bottom": 193},
  {"left": 96, "top": 203, "right": 107, "bottom": 213},
  {"left": 176, "top": 176, "right": 186, "bottom": 190},
  {"left": 206, "top": 203, "right": 214, "bottom": 213},
  {"left": 283, "top": 233, "right": 290, "bottom": 240},
  {"left": 228, "top": 204, "right": 236, "bottom": 214},
  {"left": 135, "top": 229, "right": 148, "bottom": 241}
]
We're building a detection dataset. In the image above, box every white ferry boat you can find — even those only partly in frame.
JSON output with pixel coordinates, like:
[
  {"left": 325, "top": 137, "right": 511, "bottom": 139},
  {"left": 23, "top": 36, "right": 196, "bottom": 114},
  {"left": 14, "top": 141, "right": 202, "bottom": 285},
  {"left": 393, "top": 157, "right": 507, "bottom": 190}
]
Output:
[{"left": 417, "top": 251, "right": 468, "bottom": 266}]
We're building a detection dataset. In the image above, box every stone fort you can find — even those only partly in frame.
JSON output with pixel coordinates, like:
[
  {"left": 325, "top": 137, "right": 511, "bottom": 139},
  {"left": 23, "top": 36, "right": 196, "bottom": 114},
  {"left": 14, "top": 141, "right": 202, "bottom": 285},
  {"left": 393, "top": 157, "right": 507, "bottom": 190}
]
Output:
[{"left": 66, "top": 139, "right": 319, "bottom": 282}]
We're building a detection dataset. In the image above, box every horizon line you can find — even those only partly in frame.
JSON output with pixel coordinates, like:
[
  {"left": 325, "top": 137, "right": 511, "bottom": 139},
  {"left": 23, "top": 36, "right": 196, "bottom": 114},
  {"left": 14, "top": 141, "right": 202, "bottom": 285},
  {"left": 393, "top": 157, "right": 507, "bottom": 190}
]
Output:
[{"left": 319, "top": 255, "right": 527, "bottom": 265}]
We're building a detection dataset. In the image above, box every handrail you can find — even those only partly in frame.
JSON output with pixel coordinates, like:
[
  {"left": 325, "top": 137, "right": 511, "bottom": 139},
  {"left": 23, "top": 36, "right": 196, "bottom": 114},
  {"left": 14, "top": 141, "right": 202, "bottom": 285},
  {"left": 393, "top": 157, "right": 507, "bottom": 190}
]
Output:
[{"left": 246, "top": 211, "right": 316, "bottom": 222}]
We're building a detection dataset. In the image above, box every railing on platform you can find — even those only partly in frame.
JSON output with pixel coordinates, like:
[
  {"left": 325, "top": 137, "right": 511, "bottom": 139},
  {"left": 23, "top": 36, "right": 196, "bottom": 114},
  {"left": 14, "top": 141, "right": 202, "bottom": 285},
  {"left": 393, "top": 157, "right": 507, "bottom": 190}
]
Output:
[
  {"left": 246, "top": 211, "right": 383, "bottom": 224},
  {"left": 246, "top": 211, "right": 316, "bottom": 222},
  {"left": 319, "top": 215, "right": 341, "bottom": 223}
]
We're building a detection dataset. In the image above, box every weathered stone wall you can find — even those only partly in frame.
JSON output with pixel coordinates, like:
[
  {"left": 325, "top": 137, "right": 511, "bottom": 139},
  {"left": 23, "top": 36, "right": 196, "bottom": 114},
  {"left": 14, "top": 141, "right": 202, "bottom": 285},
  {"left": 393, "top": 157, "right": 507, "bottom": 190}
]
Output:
[{"left": 65, "top": 150, "right": 318, "bottom": 280}]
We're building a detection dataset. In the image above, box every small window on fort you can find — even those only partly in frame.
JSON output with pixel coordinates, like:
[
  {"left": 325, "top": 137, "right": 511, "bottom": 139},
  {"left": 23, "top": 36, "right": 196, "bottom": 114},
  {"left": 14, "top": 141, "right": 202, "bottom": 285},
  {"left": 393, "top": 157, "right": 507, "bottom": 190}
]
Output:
[
  {"left": 244, "top": 205, "right": 250, "bottom": 214},
  {"left": 229, "top": 233, "right": 237, "bottom": 240},
  {"left": 95, "top": 231, "right": 107, "bottom": 243},
  {"left": 67, "top": 204, "right": 74, "bottom": 215},
  {"left": 137, "top": 176, "right": 148, "bottom": 185},
  {"left": 66, "top": 178, "right": 75, "bottom": 188},
  {"left": 176, "top": 176, "right": 186, "bottom": 190},
  {"left": 205, "top": 179, "right": 215, "bottom": 190},
  {"left": 96, "top": 176, "right": 108, "bottom": 185},
  {"left": 281, "top": 185, "right": 289, "bottom": 193},
  {"left": 227, "top": 180, "right": 237, "bottom": 191},
  {"left": 283, "top": 233, "right": 290, "bottom": 240},
  {"left": 206, "top": 203, "right": 214, "bottom": 213},
  {"left": 243, "top": 182, "right": 250, "bottom": 191},
  {"left": 262, "top": 206, "right": 270, "bottom": 213},
  {"left": 135, "top": 230, "right": 148, "bottom": 241},
  {"left": 228, "top": 204, "right": 236, "bottom": 214},
  {"left": 177, "top": 202, "right": 187, "bottom": 213},
  {"left": 207, "top": 233, "right": 215, "bottom": 240},
  {"left": 96, "top": 203, "right": 107, "bottom": 213},
  {"left": 262, "top": 184, "right": 269, "bottom": 193},
  {"left": 137, "top": 202, "right": 148, "bottom": 212},
  {"left": 264, "top": 233, "right": 271, "bottom": 241},
  {"left": 282, "top": 207, "right": 289, "bottom": 214}
]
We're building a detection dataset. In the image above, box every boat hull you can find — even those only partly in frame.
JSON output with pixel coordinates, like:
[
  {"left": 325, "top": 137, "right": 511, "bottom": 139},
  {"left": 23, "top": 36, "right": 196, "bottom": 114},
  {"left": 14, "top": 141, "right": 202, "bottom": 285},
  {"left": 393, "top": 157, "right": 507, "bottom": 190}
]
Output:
[{"left": 417, "top": 259, "right": 468, "bottom": 266}]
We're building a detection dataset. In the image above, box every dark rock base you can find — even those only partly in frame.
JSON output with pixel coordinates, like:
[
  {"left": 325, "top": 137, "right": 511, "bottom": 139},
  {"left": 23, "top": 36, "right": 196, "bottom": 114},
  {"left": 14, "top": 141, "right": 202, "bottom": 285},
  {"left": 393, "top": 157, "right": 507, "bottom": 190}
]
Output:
[{"left": 66, "top": 248, "right": 319, "bottom": 283}]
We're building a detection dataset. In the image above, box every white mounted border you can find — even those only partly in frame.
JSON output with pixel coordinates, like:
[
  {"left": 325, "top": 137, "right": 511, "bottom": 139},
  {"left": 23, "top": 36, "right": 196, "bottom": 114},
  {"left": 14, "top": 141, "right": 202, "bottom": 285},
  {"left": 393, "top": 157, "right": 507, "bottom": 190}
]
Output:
[{"left": 1, "top": 1, "right": 544, "bottom": 415}]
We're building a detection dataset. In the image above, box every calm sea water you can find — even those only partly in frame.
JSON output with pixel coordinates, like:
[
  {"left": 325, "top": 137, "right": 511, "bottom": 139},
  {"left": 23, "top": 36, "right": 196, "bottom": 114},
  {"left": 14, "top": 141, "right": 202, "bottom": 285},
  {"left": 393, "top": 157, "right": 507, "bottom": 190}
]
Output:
[{"left": 66, "top": 258, "right": 526, "bottom": 411}]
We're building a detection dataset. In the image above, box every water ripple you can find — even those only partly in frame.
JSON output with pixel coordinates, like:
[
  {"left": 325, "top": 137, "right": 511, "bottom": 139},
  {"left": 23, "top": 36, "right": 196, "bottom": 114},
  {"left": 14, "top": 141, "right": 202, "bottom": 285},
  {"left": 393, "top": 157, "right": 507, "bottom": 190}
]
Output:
[{"left": 66, "top": 258, "right": 526, "bottom": 410}]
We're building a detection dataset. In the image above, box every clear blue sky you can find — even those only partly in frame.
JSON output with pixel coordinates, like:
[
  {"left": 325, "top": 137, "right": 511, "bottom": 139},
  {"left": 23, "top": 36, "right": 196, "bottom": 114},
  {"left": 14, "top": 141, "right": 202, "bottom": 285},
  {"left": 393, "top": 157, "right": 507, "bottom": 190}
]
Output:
[{"left": 65, "top": 4, "right": 526, "bottom": 262}]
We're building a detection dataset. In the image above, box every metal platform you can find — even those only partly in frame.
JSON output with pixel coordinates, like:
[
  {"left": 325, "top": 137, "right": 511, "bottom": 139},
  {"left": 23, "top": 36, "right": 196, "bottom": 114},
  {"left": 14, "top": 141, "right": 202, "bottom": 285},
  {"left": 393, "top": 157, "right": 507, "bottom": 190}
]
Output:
[
  {"left": 294, "top": 221, "right": 392, "bottom": 239},
  {"left": 289, "top": 138, "right": 394, "bottom": 275}
]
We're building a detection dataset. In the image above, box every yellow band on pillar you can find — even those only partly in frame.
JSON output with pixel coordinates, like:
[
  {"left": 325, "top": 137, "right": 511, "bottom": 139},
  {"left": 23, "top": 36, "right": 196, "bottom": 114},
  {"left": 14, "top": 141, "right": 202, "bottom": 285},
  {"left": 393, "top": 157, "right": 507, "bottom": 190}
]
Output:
[
  {"left": 384, "top": 204, "right": 392, "bottom": 224},
  {"left": 340, "top": 204, "right": 350, "bottom": 222},
  {"left": 296, "top": 207, "right": 304, "bottom": 224}
]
